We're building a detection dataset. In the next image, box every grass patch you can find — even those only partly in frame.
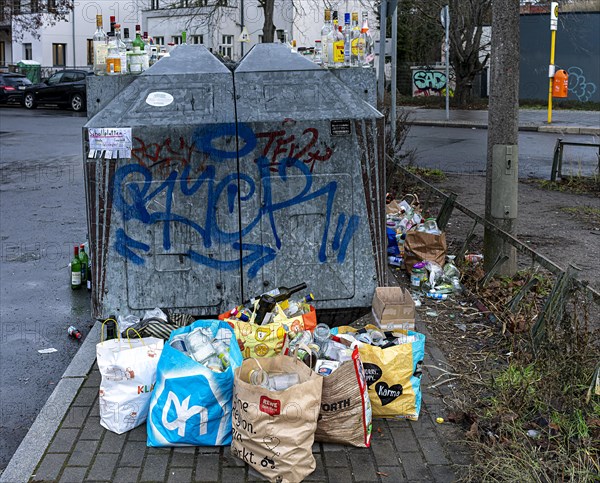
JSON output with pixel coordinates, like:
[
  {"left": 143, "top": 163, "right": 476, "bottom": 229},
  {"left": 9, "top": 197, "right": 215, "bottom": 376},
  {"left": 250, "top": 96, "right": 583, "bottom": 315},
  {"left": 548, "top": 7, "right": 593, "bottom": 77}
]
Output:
[
  {"left": 561, "top": 206, "right": 600, "bottom": 224},
  {"left": 531, "top": 176, "right": 600, "bottom": 196},
  {"left": 454, "top": 268, "right": 600, "bottom": 481},
  {"left": 405, "top": 165, "right": 446, "bottom": 181}
]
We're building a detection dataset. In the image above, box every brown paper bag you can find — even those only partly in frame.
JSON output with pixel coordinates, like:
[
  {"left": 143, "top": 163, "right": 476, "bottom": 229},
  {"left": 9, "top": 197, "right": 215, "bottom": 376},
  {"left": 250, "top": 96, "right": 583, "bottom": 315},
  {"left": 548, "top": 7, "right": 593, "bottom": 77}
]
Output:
[
  {"left": 315, "top": 347, "right": 372, "bottom": 447},
  {"left": 231, "top": 356, "right": 323, "bottom": 483},
  {"left": 404, "top": 231, "right": 447, "bottom": 273}
]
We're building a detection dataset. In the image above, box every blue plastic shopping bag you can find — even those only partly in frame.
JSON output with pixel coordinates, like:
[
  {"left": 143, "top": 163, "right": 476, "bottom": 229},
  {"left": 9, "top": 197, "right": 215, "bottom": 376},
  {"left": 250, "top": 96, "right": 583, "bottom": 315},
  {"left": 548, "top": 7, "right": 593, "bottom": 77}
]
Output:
[{"left": 147, "top": 320, "right": 243, "bottom": 447}]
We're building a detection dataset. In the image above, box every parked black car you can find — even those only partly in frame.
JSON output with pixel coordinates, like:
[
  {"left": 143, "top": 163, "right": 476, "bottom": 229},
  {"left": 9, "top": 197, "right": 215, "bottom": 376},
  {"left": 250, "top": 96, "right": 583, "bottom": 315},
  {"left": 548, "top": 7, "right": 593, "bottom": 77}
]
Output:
[
  {"left": 0, "top": 73, "right": 33, "bottom": 105},
  {"left": 22, "top": 69, "right": 92, "bottom": 112}
]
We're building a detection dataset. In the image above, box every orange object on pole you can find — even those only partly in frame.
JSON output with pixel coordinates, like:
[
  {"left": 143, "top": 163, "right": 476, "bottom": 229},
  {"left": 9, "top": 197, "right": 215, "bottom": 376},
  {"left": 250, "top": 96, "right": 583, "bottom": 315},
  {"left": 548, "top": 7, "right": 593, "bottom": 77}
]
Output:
[{"left": 552, "top": 69, "right": 569, "bottom": 98}]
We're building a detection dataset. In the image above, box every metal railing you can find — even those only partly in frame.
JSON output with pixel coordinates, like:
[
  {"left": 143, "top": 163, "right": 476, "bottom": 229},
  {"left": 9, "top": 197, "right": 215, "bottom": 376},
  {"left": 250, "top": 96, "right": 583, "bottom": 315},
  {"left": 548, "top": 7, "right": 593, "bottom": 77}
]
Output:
[
  {"left": 550, "top": 138, "right": 600, "bottom": 181},
  {"left": 388, "top": 158, "right": 600, "bottom": 347}
]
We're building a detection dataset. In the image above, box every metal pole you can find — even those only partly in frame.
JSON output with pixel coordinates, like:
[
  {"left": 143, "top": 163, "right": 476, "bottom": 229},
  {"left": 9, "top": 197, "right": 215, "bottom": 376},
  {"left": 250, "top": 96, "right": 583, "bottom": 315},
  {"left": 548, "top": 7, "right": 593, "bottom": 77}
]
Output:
[
  {"left": 445, "top": 5, "right": 450, "bottom": 121},
  {"left": 391, "top": 0, "right": 398, "bottom": 145},
  {"left": 548, "top": 2, "right": 558, "bottom": 124},
  {"left": 377, "top": 0, "right": 387, "bottom": 104},
  {"left": 241, "top": 0, "right": 245, "bottom": 57},
  {"left": 72, "top": 9, "right": 76, "bottom": 67}
]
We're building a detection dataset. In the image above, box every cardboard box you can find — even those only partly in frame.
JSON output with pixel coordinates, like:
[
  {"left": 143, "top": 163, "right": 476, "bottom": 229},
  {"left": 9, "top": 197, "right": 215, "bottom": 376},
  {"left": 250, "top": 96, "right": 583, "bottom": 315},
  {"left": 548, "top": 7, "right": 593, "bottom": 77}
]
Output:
[{"left": 371, "top": 287, "right": 415, "bottom": 331}]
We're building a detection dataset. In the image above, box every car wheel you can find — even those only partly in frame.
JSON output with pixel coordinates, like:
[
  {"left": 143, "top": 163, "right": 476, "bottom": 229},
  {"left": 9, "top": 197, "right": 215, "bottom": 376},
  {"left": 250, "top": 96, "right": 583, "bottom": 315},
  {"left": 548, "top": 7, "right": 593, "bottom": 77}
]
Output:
[
  {"left": 23, "top": 93, "right": 37, "bottom": 109},
  {"left": 71, "top": 93, "right": 84, "bottom": 112}
]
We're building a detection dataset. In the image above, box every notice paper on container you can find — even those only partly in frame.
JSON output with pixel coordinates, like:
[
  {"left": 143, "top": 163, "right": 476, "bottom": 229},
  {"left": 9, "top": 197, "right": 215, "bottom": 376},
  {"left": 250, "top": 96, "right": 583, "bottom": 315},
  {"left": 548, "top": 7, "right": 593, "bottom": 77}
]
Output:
[{"left": 88, "top": 127, "right": 132, "bottom": 159}]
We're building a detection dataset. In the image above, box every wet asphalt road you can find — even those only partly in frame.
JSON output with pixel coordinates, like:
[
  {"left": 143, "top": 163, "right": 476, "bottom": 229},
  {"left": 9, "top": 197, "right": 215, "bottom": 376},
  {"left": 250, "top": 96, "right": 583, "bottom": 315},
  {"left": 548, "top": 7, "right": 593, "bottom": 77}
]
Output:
[
  {"left": 0, "top": 106, "right": 598, "bottom": 471},
  {"left": 405, "top": 125, "right": 599, "bottom": 178},
  {"left": 0, "top": 106, "right": 91, "bottom": 471}
]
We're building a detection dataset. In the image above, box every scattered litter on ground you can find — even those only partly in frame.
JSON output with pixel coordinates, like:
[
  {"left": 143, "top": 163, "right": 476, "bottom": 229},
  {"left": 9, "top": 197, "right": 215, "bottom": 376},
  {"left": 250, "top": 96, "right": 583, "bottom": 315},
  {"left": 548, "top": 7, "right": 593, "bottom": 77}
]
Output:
[{"left": 38, "top": 348, "right": 58, "bottom": 354}]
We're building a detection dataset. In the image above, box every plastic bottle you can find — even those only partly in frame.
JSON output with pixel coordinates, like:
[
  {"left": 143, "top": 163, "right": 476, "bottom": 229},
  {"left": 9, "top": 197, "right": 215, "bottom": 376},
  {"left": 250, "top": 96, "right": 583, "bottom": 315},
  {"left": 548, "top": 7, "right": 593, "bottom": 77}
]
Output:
[
  {"left": 426, "top": 292, "right": 448, "bottom": 300},
  {"left": 68, "top": 326, "right": 82, "bottom": 339},
  {"left": 249, "top": 370, "right": 300, "bottom": 391}
]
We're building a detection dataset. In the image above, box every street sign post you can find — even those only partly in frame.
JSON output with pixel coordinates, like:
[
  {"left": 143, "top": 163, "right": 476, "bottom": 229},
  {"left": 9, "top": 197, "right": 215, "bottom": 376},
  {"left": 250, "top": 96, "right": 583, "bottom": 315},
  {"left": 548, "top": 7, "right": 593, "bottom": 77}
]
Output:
[
  {"left": 548, "top": 2, "right": 558, "bottom": 124},
  {"left": 440, "top": 5, "right": 450, "bottom": 121}
]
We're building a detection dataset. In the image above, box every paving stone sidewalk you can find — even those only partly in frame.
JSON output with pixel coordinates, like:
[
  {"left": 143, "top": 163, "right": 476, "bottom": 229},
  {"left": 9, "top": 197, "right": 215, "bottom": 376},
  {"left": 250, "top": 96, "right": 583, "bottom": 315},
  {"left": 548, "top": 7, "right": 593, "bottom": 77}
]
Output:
[{"left": 22, "top": 315, "right": 471, "bottom": 483}]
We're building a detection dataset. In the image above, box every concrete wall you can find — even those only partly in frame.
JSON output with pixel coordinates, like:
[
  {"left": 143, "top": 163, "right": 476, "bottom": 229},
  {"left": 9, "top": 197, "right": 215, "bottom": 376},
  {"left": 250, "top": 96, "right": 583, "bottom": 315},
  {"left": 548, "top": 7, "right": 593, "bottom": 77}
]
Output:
[{"left": 520, "top": 12, "right": 600, "bottom": 102}]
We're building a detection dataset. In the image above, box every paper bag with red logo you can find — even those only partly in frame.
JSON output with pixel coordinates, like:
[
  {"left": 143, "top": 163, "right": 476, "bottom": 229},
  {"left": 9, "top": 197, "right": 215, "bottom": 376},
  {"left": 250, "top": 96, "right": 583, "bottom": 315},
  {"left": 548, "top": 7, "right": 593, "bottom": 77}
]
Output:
[
  {"left": 231, "top": 355, "right": 322, "bottom": 482},
  {"left": 96, "top": 329, "right": 164, "bottom": 434}
]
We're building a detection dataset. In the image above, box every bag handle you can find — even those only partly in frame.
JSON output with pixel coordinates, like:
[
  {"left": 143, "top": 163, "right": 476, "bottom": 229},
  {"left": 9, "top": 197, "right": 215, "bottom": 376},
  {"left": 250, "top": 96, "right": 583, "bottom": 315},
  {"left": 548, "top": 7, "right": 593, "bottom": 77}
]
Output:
[
  {"left": 291, "top": 342, "right": 316, "bottom": 370},
  {"left": 124, "top": 327, "right": 146, "bottom": 348},
  {"left": 100, "top": 318, "right": 119, "bottom": 344}
]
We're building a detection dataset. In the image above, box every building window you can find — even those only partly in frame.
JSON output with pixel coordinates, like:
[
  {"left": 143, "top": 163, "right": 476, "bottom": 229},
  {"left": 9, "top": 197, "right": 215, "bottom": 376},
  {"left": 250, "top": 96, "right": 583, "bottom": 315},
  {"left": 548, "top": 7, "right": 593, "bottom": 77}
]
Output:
[
  {"left": 23, "top": 43, "right": 32, "bottom": 60},
  {"left": 151, "top": 0, "right": 160, "bottom": 8},
  {"left": 86, "top": 39, "right": 93, "bottom": 65},
  {"left": 13, "top": 0, "right": 22, "bottom": 15},
  {"left": 219, "top": 34, "right": 233, "bottom": 58},
  {"left": 52, "top": 43, "right": 66, "bottom": 66},
  {"left": 216, "top": 0, "right": 227, "bottom": 6},
  {"left": 48, "top": 0, "right": 56, "bottom": 12},
  {"left": 0, "top": 41, "right": 5, "bottom": 66},
  {"left": 154, "top": 36, "right": 164, "bottom": 46},
  {"left": 258, "top": 35, "right": 263, "bottom": 43},
  {"left": 190, "top": 35, "right": 203, "bottom": 44},
  {"left": 30, "top": 0, "right": 39, "bottom": 13},
  {"left": 172, "top": 35, "right": 182, "bottom": 45}
]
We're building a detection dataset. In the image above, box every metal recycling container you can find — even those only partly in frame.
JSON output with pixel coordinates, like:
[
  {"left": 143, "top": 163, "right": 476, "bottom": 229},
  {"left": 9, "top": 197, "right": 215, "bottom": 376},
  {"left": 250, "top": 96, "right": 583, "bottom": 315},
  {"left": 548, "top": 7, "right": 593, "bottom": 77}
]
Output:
[
  {"left": 233, "top": 43, "right": 386, "bottom": 312},
  {"left": 84, "top": 44, "right": 386, "bottom": 319},
  {"left": 84, "top": 45, "right": 238, "bottom": 318}
]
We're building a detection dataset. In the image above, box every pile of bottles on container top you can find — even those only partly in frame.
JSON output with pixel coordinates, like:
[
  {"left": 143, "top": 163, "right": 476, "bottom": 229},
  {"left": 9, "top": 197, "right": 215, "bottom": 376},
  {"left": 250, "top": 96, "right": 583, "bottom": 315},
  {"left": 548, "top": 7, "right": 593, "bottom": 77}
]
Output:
[
  {"left": 292, "top": 9, "right": 376, "bottom": 69},
  {"left": 91, "top": 9, "right": 376, "bottom": 76},
  {"left": 92, "top": 15, "right": 179, "bottom": 76}
]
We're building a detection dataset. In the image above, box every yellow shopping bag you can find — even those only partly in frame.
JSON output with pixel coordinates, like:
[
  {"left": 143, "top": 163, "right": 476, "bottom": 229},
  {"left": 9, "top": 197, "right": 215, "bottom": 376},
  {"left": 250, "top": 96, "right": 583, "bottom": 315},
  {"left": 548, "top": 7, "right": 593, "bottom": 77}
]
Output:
[
  {"left": 333, "top": 325, "right": 425, "bottom": 420},
  {"left": 227, "top": 319, "right": 288, "bottom": 359}
]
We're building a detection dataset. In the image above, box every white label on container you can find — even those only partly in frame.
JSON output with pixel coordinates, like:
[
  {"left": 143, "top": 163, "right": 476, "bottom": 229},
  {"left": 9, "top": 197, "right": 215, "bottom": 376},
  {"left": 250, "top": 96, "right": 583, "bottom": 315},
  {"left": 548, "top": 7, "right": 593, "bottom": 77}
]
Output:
[
  {"left": 146, "top": 91, "right": 174, "bottom": 107},
  {"left": 88, "top": 128, "right": 132, "bottom": 157}
]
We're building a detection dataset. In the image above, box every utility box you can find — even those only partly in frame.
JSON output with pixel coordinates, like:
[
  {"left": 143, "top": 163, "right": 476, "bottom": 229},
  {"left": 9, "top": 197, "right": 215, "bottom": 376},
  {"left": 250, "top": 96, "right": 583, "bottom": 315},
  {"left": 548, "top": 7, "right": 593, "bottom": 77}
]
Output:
[{"left": 84, "top": 44, "right": 386, "bottom": 320}]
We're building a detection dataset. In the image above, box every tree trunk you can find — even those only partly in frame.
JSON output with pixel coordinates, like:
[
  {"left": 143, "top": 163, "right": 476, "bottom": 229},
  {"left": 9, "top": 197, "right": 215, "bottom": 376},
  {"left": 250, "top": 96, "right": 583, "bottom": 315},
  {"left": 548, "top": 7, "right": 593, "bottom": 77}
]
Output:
[{"left": 261, "top": 0, "right": 276, "bottom": 43}]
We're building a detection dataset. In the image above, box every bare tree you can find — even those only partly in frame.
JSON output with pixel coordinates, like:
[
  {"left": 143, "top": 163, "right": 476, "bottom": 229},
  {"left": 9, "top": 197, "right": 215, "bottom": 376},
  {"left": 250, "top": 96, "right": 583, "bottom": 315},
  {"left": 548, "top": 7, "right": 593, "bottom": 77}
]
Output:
[
  {"left": 2, "top": 0, "right": 74, "bottom": 41},
  {"left": 406, "top": 0, "right": 491, "bottom": 105}
]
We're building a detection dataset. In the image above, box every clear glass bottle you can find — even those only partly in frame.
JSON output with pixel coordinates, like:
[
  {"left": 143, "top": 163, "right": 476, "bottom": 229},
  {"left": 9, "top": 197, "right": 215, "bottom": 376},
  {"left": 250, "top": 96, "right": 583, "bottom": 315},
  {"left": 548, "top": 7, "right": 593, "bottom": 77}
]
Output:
[
  {"left": 105, "top": 33, "right": 122, "bottom": 75},
  {"left": 313, "top": 39, "right": 322, "bottom": 65},
  {"left": 350, "top": 12, "right": 360, "bottom": 66},
  {"left": 327, "top": 11, "right": 344, "bottom": 68},
  {"left": 123, "top": 27, "right": 133, "bottom": 52},
  {"left": 360, "top": 12, "right": 375, "bottom": 68},
  {"left": 114, "top": 24, "right": 127, "bottom": 74},
  {"left": 320, "top": 8, "right": 332, "bottom": 66},
  {"left": 343, "top": 12, "right": 352, "bottom": 67},
  {"left": 141, "top": 32, "right": 151, "bottom": 70},
  {"left": 92, "top": 15, "right": 108, "bottom": 75}
]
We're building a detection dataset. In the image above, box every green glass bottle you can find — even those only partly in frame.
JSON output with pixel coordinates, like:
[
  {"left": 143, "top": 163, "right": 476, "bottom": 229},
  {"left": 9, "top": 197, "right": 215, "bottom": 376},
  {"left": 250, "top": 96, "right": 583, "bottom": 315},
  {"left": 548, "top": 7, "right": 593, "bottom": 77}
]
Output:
[
  {"left": 79, "top": 244, "right": 89, "bottom": 284},
  {"left": 71, "top": 246, "right": 82, "bottom": 289}
]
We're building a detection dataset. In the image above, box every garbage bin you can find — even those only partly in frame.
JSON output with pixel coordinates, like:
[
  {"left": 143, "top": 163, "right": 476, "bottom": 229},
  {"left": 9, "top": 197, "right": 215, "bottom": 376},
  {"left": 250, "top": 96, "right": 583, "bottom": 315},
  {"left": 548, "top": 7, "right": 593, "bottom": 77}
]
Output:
[
  {"left": 84, "top": 44, "right": 386, "bottom": 319},
  {"left": 234, "top": 43, "right": 385, "bottom": 312},
  {"left": 16, "top": 60, "right": 41, "bottom": 84}
]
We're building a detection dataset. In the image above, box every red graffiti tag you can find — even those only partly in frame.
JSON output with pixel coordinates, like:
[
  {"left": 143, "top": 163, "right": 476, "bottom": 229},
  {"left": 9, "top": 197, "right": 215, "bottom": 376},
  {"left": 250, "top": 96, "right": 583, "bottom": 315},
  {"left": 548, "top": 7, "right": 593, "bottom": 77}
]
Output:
[
  {"left": 256, "top": 125, "right": 333, "bottom": 172},
  {"left": 131, "top": 137, "right": 200, "bottom": 175}
]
